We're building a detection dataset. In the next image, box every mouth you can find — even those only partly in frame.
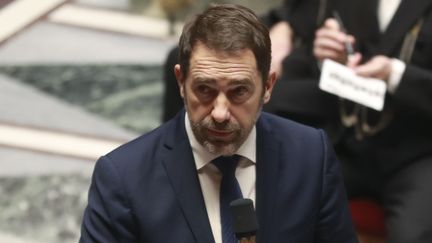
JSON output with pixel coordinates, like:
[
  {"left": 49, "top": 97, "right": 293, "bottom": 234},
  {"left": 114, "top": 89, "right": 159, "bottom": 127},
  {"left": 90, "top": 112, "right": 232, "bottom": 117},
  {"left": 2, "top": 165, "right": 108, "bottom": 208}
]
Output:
[{"left": 206, "top": 128, "right": 235, "bottom": 140}]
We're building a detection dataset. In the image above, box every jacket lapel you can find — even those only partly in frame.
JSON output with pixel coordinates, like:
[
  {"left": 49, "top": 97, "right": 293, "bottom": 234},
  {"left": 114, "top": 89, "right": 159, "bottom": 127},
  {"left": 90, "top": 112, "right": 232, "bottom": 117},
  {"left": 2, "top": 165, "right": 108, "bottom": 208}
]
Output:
[
  {"left": 162, "top": 112, "right": 215, "bottom": 243},
  {"left": 255, "top": 115, "right": 281, "bottom": 242},
  {"left": 337, "top": 0, "right": 381, "bottom": 55},
  {"left": 380, "top": 0, "right": 432, "bottom": 55}
]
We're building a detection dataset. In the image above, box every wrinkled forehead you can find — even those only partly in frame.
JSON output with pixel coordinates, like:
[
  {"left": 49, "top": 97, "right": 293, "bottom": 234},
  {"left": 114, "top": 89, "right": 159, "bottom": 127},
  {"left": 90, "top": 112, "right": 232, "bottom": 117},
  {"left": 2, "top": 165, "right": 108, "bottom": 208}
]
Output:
[
  {"left": 188, "top": 43, "right": 260, "bottom": 80},
  {"left": 190, "top": 41, "right": 256, "bottom": 59}
]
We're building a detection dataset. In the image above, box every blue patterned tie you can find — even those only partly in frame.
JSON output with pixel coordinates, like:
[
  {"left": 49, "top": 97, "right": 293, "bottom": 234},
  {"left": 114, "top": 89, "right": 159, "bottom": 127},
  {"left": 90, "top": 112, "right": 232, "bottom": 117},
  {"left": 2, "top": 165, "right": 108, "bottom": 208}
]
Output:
[{"left": 212, "top": 155, "right": 243, "bottom": 243}]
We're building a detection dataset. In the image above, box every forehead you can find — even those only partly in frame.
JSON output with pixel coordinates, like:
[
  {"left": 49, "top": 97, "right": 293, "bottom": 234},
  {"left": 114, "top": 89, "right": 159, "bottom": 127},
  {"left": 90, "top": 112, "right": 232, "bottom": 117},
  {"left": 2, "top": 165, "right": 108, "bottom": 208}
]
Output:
[{"left": 188, "top": 42, "right": 259, "bottom": 82}]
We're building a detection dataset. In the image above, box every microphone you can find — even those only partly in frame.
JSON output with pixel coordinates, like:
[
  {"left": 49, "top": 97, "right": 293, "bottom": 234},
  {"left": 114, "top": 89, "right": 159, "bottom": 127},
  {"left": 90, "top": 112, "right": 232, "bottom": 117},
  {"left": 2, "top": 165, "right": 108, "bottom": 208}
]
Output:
[{"left": 230, "top": 198, "right": 258, "bottom": 243}]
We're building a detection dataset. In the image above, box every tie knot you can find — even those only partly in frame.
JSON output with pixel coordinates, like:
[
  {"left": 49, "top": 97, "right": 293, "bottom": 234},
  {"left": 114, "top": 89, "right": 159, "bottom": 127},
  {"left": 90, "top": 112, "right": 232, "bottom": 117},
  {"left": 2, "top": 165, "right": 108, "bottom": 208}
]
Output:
[{"left": 212, "top": 155, "right": 241, "bottom": 177}]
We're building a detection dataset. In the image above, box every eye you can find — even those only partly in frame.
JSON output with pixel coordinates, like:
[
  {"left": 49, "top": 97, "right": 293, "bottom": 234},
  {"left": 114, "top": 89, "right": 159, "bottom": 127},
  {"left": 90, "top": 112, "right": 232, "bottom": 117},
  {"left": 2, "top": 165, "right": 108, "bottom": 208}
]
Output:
[
  {"left": 233, "top": 86, "right": 248, "bottom": 96},
  {"left": 228, "top": 86, "right": 252, "bottom": 103},
  {"left": 194, "top": 84, "right": 217, "bottom": 101},
  {"left": 196, "top": 85, "right": 212, "bottom": 95}
]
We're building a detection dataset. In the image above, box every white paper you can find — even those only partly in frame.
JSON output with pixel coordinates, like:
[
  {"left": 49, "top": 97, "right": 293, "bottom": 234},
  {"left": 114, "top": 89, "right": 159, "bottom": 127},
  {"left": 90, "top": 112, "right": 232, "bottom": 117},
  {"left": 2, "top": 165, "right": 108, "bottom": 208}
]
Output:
[{"left": 319, "top": 59, "right": 387, "bottom": 111}]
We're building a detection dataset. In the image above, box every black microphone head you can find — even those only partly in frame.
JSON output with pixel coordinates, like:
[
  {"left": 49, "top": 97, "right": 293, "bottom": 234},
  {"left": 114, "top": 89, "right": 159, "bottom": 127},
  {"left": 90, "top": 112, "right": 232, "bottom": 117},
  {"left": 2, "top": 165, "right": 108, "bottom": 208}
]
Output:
[{"left": 230, "top": 198, "right": 259, "bottom": 239}]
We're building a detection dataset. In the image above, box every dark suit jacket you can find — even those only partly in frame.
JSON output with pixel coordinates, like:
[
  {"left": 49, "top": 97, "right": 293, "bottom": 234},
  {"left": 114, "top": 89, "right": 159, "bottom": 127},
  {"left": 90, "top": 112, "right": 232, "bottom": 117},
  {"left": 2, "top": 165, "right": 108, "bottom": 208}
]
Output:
[
  {"left": 265, "top": 0, "right": 432, "bottom": 173},
  {"left": 80, "top": 111, "right": 358, "bottom": 243}
]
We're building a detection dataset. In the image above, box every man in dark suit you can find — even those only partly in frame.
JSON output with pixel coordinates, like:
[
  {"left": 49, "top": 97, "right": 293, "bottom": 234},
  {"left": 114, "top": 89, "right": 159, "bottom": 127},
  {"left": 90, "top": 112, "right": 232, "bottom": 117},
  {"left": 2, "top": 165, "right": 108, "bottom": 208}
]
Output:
[
  {"left": 265, "top": 0, "right": 432, "bottom": 242},
  {"left": 80, "top": 4, "right": 358, "bottom": 243}
]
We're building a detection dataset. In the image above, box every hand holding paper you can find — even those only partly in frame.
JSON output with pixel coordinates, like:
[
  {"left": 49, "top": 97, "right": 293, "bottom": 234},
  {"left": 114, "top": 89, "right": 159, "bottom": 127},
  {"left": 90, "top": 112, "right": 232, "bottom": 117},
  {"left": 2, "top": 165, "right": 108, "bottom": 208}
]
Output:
[{"left": 319, "top": 59, "right": 387, "bottom": 111}]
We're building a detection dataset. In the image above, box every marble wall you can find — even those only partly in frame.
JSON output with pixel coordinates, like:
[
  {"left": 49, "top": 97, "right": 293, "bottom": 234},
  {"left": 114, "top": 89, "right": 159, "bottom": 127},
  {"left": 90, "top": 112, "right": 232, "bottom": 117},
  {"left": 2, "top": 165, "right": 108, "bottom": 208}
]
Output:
[
  {"left": 0, "top": 65, "right": 163, "bottom": 133},
  {"left": 0, "top": 174, "right": 90, "bottom": 243},
  {"left": 0, "top": 65, "right": 161, "bottom": 242}
]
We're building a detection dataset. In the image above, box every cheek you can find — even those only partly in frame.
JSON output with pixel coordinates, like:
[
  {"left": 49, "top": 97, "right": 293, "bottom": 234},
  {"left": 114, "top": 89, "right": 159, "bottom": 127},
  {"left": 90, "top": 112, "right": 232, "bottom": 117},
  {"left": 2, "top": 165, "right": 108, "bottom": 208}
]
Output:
[
  {"left": 243, "top": 94, "right": 263, "bottom": 113},
  {"left": 231, "top": 101, "right": 262, "bottom": 127},
  {"left": 185, "top": 95, "right": 213, "bottom": 122}
]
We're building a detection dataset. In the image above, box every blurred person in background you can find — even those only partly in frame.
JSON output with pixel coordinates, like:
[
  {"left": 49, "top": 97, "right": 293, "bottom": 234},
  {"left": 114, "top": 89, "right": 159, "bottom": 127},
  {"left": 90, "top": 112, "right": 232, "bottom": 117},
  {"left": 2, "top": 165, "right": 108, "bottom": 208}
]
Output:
[{"left": 265, "top": 0, "right": 432, "bottom": 242}]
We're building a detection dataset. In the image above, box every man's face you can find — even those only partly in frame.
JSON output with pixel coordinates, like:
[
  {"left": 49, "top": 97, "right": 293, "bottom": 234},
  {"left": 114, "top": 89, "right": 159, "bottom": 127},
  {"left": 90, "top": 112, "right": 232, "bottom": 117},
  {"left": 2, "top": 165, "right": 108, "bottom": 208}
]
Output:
[{"left": 175, "top": 42, "right": 276, "bottom": 156}]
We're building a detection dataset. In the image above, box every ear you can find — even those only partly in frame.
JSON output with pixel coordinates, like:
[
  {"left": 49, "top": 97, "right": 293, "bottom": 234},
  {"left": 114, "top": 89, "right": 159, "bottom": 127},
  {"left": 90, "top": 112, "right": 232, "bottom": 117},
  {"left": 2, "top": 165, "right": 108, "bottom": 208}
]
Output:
[
  {"left": 263, "top": 71, "right": 277, "bottom": 104},
  {"left": 174, "top": 64, "right": 185, "bottom": 98}
]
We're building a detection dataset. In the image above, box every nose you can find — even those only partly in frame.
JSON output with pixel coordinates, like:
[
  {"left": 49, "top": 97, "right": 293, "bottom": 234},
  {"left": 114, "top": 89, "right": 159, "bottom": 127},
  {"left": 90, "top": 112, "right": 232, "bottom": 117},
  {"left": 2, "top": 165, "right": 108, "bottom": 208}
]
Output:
[{"left": 211, "top": 93, "right": 230, "bottom": 123}]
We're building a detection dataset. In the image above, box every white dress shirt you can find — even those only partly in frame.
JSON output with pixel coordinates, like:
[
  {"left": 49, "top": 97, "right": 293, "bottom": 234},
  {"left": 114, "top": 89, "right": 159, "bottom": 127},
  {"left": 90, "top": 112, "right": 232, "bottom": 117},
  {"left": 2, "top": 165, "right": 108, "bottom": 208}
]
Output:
[
  {"left": 378, "top": 0, "right": 401, "bottom": 32},
  {"left": 185, "top": 114, "right": 256, "bottom": 243}
]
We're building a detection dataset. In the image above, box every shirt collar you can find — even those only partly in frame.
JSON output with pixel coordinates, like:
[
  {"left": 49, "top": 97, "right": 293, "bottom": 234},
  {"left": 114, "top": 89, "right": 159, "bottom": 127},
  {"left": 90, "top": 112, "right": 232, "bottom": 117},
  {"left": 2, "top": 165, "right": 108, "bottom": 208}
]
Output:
[{"left": 184, "top": 113, "right": 256, "bottom": 171}]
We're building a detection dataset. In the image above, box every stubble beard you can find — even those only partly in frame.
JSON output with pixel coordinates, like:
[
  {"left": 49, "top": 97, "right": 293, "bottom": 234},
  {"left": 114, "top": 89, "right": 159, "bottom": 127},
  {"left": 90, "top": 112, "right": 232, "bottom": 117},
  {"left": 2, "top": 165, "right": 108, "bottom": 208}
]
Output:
[
  {"left": 185, "top": 99, "right": 264, "bottom": 156},
  {"left": 191, "top": 119, "right": 242, "bottom": 156}
]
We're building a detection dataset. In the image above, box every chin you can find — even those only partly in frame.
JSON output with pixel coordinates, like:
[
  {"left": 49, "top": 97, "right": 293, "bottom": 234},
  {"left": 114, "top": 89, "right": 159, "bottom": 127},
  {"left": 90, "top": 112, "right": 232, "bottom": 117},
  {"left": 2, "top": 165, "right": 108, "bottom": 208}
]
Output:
[{"left": 203, "top": 141, "right": 238, "bottom": 156}]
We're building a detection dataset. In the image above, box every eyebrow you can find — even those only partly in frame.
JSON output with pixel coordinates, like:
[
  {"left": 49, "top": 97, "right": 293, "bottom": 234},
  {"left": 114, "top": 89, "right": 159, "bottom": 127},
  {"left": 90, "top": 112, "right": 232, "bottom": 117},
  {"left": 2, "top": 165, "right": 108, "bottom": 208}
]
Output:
[
  {"left": 192, "top": 77, "right": 253, "bottom": 86},
  {"left": 228, "top": 79, "right": 252, "bottom": 85},
  {"left": 193, "top": 77, "right": 217, "bottom": 84}
]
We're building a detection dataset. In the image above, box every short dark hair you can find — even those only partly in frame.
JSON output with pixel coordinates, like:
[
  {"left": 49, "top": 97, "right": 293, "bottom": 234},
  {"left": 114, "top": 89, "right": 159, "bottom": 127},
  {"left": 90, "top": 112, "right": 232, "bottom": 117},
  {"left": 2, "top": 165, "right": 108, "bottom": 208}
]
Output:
[{"left": 178, "top": 4, "right": 271, "bottom": 83}]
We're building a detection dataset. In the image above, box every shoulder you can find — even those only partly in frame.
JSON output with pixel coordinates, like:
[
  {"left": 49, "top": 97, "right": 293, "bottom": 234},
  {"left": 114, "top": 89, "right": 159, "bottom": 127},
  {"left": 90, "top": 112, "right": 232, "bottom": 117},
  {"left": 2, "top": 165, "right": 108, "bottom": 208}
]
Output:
[
  {"left": 259, "top": 112, "right": 325, "bottom": 139},
  {"left": 259, "top": 113, "right": 341, "bottom": 185},
  {"left": 108, "top": 123, "right": 169, "bottom": 159},
  {"left": 258, "top": 112, "right": 329, "bottom": 156},
  {"left": 98, "top": 113, "right": 186, "bottom": 174}
]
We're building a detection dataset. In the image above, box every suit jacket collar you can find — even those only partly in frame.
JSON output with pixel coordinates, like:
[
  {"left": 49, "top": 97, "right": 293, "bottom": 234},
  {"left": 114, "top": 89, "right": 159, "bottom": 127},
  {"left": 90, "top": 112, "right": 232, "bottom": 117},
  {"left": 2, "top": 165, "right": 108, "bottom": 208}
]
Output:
[
  {"left": 380, "top": 0, "right": 432, "bottom": 55},
  {"left": 336, "top": 0, "right": 380, "bottom": 55},
  {"left": 162, "top": 111, "right": 215, "bottom": 243},
  {"left": 341, "top": 0, "right": 432, "bottom": 57},
  {"left": 255, "top": 114, "right": 281, "bottom": 242},
  {"left": 162, "top": 111, "right": 282, "bottom": 243}
]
